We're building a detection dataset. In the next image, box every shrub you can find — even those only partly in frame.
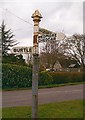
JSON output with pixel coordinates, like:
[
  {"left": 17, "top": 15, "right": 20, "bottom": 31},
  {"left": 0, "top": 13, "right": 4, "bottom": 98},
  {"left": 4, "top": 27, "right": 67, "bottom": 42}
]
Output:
[
  {"left": 2, "top": 64, "right": 32, "bottom": 89},
  {"left": 39, "top": 71, "right": 53, "bottom": 86},
  {"left": 49, "top": 72, "right": 84, "bottom": 84}
]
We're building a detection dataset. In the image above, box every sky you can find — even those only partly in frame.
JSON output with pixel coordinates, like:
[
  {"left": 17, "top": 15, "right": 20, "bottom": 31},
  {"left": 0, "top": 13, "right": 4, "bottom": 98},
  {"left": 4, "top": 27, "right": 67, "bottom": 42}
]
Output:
[{"left": 0, "top": 0, "right": 84, "bottom": 47}]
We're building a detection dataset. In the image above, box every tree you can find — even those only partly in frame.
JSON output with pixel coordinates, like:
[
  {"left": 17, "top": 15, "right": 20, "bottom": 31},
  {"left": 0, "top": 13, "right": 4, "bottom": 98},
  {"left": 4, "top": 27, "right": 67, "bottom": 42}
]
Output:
[
  {"left": 39, "top": 28, "right": 67, "bottom": 70},
  {"left": 40, "top": 38, "right": 66, "bottom": 69},
  {"left": 39, "top": 28, "right": 84, "bottom": 70},
  {"left": 0, "top": 21, "right": 18, "bottom": 56},
  {"left": 60, "top": 34, "right": 85, "bottom": 69},
  {"left": 2, "top": 54, "right": 26, "bottom": 66}
]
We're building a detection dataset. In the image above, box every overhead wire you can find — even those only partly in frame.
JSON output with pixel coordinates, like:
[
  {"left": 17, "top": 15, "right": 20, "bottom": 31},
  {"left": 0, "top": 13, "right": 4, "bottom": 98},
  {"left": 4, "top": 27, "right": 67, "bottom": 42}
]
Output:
[
  {"left": 1, "top": 7, "right": 63, "bottom": 35},
  {"left": 1, "top": 8, "right": 56, "bottom": 34},
  {"left": 1, "top": 8, "right": 49, "bottom": 33},
  {"left": 2, "top": 8, "right": 33, "bottom": 26},
  {"left": 13, "top": 27, "right": 33, "bottom": 32},
  {"left": 1, "top": 7, "right": 34, "bottom": 33}
]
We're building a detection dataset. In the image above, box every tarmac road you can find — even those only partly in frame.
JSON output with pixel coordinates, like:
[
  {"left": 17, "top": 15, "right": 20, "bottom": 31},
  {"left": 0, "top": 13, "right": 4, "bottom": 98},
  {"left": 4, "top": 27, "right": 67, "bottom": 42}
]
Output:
[{"left": 2, "top": 84, "right": 83, "bottom": 107}]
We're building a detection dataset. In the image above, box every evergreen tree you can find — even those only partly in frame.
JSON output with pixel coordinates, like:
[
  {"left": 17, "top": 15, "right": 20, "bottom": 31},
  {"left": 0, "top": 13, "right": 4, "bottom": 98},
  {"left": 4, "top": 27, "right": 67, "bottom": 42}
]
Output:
[{"left": 0, "top": 21, "right": 18, "bottom": 56}]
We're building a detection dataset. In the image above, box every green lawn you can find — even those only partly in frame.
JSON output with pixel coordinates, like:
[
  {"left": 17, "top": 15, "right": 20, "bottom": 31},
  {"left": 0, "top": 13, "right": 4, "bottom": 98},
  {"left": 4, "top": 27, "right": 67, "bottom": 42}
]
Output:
[{"left": 2, "top": 100, "right": 84, "bottom": 118}]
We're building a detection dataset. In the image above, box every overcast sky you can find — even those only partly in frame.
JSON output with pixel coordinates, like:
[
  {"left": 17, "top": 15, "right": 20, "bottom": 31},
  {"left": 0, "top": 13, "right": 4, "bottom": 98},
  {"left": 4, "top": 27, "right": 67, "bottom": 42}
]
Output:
[{"left": 0, "top": 0, "right": 84, "bottom": 46}]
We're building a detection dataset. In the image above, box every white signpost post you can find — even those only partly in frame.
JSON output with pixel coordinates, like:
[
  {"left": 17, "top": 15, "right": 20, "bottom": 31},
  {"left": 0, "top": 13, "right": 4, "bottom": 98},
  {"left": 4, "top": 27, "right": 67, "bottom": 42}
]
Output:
[{"left": 31, "top": 10, "right": 42, "bottom": 118}]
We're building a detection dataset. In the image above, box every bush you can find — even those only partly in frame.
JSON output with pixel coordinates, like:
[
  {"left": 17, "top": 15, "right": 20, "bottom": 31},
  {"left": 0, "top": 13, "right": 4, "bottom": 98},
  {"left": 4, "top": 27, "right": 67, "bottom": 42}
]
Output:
[
  {"left": 2, "top": 64, "right": 32, "bottom": 89},
  {"left": 2, "top": 54, "right": 26, "bottom": 66},
  {"left": 39, "top": 71, "right": 53, "bottom": 86},
  {"left": 49, "top": 72, "right": 84, "bottom": 84},
  {"left": 2, "top": 64, "right": 84, "bottom": 89}
]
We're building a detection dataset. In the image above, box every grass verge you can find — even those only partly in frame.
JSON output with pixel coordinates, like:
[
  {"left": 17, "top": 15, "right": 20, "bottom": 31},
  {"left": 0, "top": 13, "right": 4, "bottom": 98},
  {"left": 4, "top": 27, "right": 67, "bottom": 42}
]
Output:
[
  {"left": 2, "top": 82, "right": 84, "bottom": 91},
  {"left": 2, "top": 100, "right": 84, "bottom": 118},
  {"left": 39, "top": 82, "right": 84, "bottom": 89}
]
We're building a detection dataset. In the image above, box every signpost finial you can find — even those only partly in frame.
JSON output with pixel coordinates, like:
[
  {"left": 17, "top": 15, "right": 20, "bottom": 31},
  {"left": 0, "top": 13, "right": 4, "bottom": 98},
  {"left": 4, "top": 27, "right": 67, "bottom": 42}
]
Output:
[{"left": 32, "top": 10, "right": 42, "bottom": 22}]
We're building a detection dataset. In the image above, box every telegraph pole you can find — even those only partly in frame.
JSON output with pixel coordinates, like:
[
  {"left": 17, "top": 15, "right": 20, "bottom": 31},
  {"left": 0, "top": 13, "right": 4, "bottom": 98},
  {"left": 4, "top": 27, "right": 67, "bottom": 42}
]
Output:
[{"left": 31, "top": 10, "right": 42, "bottom": 118}]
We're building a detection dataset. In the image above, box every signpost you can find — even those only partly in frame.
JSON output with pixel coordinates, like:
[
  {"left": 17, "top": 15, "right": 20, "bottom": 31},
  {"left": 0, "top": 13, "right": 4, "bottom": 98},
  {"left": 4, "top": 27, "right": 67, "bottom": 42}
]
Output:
[
  {"left": 11, "top": 10, "right": 66, "bottom": 119},
  {"left": 31, "top": 10, "right": 42, "bottom": 118}
]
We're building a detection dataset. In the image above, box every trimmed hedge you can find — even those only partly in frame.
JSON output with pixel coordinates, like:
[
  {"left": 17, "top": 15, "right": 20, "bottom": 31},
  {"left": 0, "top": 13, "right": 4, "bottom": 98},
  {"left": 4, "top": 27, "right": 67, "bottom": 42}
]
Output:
[
  {"left": 2, "top": 64, "right": 32, "bottom": 88},
  {"left": 49, "top": 72, "right": 84, "bottom": 84}
]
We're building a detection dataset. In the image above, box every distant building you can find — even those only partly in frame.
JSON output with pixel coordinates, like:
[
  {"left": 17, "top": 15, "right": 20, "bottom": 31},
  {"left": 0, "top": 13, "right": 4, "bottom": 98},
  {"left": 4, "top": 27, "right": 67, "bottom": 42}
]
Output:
[{"left": 54, "top": 61, "right": 62, "bottom": 71}]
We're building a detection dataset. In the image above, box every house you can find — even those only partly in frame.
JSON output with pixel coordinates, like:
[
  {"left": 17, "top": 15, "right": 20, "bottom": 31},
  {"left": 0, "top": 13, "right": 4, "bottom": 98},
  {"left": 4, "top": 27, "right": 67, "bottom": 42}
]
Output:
[{"left": 53, "top": 61, "right": 62, "bottom": 71}]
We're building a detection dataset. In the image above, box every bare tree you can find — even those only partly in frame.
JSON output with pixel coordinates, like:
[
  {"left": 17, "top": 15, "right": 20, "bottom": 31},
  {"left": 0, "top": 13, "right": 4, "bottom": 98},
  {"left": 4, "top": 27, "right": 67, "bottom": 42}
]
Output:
[
  {"left": 60, "top": 34, "right": 85, "bottom": 69},
  {"left": 40, "top": 38, "right": 67, "bottom": 69},
  {"left": 39, "top": 28, "right": 84, "bottom": 70}
]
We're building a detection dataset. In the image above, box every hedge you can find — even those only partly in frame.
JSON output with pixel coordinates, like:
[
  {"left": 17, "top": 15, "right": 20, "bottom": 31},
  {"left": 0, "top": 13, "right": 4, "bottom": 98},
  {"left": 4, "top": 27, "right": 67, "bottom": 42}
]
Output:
[
  {"left": 2, "top": 64, "right": 85, "bottom": 89},
  {"left": 49, "top": 72, "right": 84, "bottom": 84},
  {"left": 2, "top": 64, "right": 32, "bottom": 88},
  {"left": 38, "top": 71, "right": 53, "bottom": 86},
  {"left": 2, "top": 64, "right": 53, "bottom": 88}
]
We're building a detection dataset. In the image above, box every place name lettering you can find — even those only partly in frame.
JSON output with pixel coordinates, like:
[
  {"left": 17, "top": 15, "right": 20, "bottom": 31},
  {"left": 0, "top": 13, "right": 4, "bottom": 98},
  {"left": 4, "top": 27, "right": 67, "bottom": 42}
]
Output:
[
  {"left": 38, "top": 33, "right": 56, "bottom": 42},
  {"left": 12, "top": 47, "right": 32, "bottom": 54}
]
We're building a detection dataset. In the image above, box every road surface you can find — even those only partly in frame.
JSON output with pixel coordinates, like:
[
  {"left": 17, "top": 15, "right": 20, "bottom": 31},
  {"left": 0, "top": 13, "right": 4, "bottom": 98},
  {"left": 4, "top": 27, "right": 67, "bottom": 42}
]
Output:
[{"left": 2, "top": 84, "right": 83, "bottom": 107}]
